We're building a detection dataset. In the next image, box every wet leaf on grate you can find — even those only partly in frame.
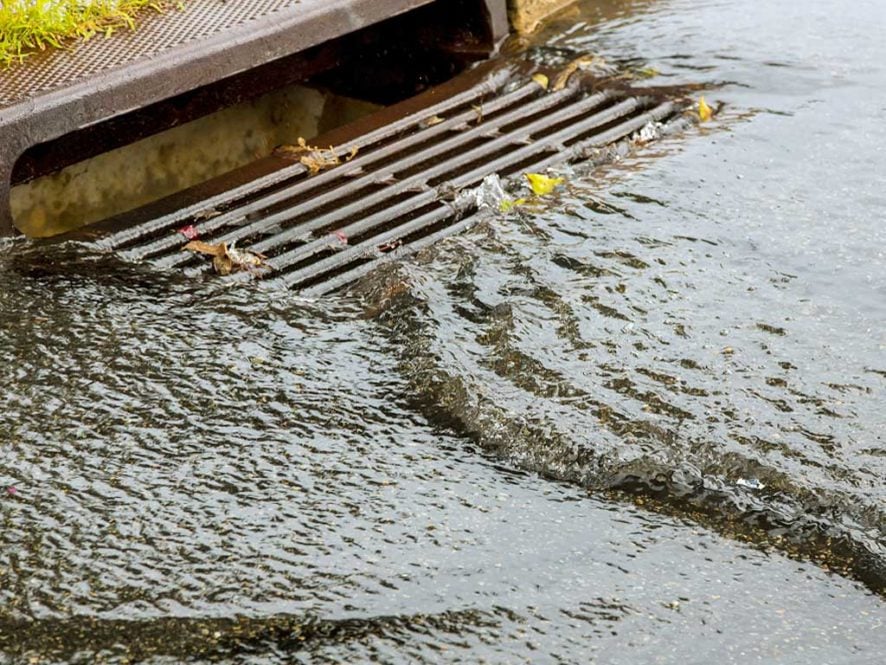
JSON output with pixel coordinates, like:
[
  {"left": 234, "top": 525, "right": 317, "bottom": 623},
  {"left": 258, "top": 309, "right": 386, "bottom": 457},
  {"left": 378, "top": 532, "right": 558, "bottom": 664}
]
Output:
[
  {"left": 300, "top": 152, "right": 340, "bottom": 174},
  {"left": 698, "top": 97, "right": 713, "bottom": 122},
  {"left": 275, "top": 137, "right": 340, "bottom": 174},
  {"left": 499, "top": 198, "right": 527, "bottom": 213},
  {"left": 420, "top": 115, "right": 445, "bottom": 128},
  {"left": 525, "top": 173, "right": 565, "bottom": 196},
  {"left": 182, "top": 240, "right": 268, "bottom": 276}
]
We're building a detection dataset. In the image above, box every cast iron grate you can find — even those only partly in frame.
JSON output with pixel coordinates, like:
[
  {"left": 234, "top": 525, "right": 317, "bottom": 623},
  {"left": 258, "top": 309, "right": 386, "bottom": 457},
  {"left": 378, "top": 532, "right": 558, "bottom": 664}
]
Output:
[{"left": 95, "top": 63, "right": 690, "bottom": 295}]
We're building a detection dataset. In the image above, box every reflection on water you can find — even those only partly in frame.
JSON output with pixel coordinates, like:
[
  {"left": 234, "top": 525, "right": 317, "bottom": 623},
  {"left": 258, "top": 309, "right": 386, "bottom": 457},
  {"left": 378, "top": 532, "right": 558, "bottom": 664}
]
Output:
[{"left": 2, "top": 0, "right": 885, "bottom": 662}]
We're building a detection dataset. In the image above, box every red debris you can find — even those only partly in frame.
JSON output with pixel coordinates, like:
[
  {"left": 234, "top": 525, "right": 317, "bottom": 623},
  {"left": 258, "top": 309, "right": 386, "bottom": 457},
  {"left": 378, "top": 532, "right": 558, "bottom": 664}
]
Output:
[
  {"left": 178, "top": 224, "right": 200, "bottom": 241},
  {"left": 334, "top": 230, "right": 349, "bottom": 245},
  {"left": 6, "top": 487, "right": 16, "bottom": 496}
]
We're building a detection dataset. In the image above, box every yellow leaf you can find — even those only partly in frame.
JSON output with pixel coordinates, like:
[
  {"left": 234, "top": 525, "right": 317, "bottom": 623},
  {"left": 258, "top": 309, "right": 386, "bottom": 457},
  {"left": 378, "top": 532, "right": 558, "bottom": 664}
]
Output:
[
  {"left": 698, "top": 96, "right": 713, "bottom": 122},
  {"left": 525, "top": 173, "right": 564, "bottom": 197},
  {"left": 500, "top": 197, "right": 527, "bottom": 212},
  {"left": 531, "top": 73, "right": 549, "bottom": 90}
]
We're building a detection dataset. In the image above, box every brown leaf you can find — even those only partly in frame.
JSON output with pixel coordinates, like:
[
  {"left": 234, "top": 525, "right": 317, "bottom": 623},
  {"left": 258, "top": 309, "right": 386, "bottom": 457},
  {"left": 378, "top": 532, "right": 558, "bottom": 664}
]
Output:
[
  {"left": 275, "top": 137, "right": 341, "bottom": 174},
  {"left": 183, "top": 240, "right": 268, "bottom": 275},
  {"left": 213, "top": 254, "right": 235, "bottom": 276},
  {"left": 183, "top": 240, "right": 226, "bottom": 257}
]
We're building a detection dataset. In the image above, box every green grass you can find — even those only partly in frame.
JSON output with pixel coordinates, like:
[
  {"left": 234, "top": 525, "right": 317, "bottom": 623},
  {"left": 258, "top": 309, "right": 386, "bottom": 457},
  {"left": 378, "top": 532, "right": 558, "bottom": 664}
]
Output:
[{"left": 0, "top": 1, "right": 179, "bottom": 67}]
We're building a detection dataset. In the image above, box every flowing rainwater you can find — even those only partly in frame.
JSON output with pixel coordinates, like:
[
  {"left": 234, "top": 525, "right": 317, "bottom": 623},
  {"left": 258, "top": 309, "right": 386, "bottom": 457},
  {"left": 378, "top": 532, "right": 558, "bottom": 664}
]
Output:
[{"left": 1, "top": 0, "right": 884, "bottom": 662}]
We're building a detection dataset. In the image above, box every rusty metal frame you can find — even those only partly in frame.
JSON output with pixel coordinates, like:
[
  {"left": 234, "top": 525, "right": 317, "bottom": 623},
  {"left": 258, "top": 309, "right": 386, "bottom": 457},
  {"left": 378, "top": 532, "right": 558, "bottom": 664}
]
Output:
[{"left": 0, "top": 0, "right": 509, "bottom": 236}]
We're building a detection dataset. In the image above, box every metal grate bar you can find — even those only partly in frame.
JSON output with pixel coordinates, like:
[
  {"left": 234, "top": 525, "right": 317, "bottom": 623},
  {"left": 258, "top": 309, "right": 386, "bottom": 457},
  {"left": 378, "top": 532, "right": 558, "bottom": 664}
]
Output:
[
  {"left": 532, "top": 101, "right": 679, "bottom": 171},
  {"left": 268, "top": 204, "right": 456, "bottom": 288},
  {"left": 300, "top": 214, "right": 480, "bottom": 297}
]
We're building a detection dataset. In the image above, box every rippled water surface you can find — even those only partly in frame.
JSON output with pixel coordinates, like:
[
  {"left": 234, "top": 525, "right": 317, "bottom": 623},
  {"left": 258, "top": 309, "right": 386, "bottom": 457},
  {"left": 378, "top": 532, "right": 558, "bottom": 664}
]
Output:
[{"left": 2, "top": 0, "right": 885, "bottom": 662}]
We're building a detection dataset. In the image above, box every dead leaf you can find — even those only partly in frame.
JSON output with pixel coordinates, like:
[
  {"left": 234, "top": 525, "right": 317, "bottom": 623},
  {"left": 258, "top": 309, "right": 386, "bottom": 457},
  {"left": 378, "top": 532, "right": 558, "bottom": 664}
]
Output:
[
  {"left": 472, "top": 104, "right": 484, "bottom": 124},
  {"left": 300, "top": 151, "right": 339, "bottom": 175},
  {"left": 274, "top": 137, "right": 310, "bottom": 157},
  {"left": 531, "top": 73, "right": 549, "bottom": 90},
  {"left": 182, "top": 240, "right": 225, "bottom": 257},
  {"left": 225, "top": 242, "right": 267, "bottom": 268},
  {"left": 420, "top": 115, "right": 445, "bottom": 128},
  {"left": 183, "top": 240, "right": 268, "bottom": 276},
  {"left": 346, "top": 146, "right": 359, "bottom": 161},
  {"left": 275, "top": 137, "right": 340, "bottom": 174}
]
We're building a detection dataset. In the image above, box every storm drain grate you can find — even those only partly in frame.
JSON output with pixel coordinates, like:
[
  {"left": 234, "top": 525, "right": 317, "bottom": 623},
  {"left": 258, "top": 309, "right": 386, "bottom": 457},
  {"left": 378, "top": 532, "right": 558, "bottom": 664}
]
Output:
[{"left": 94, "top": 62, "right": 690, "bottom": 295}]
